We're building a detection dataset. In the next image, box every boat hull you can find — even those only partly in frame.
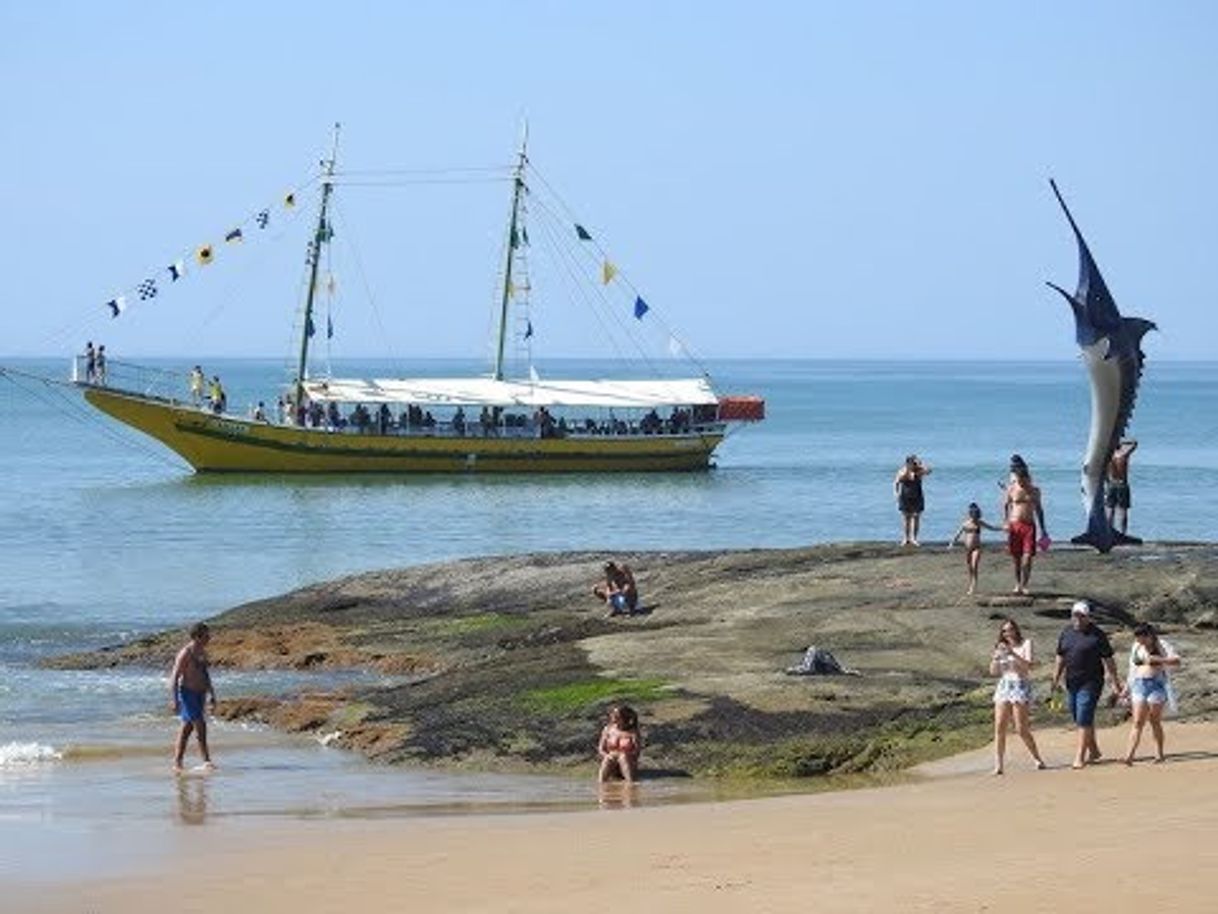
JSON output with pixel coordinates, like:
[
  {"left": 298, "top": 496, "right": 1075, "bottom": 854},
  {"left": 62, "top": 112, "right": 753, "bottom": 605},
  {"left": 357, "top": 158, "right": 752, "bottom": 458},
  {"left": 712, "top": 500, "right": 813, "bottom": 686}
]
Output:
[{"left": 83, "top": 388, "right": 723, "bottom": 473}]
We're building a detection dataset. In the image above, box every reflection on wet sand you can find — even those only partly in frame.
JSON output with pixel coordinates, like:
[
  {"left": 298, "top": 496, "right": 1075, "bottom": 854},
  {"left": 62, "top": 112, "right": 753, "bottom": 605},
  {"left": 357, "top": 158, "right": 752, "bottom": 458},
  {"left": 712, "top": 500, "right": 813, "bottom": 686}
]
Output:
[
  {"left": 597, "top": 782, "right": 639, "bottom": 810},
  {"left": 175, "top": 774, "right": 209, "bottom": 825}
]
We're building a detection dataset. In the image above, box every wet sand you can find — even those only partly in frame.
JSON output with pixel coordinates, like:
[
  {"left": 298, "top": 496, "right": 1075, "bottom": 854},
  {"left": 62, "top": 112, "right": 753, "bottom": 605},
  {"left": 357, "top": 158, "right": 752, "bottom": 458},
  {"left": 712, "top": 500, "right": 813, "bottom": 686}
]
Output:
[{"left": 14, "top": 721, "right": 1218, "bottom": 913}]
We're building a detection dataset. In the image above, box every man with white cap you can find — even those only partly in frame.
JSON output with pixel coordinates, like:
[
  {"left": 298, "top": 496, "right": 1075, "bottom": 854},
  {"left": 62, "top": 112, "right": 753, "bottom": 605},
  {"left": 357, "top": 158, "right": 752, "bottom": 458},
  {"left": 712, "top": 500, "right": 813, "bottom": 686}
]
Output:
[{"left": 1052, "top": 600, "right": 1124, "bottom": 768}]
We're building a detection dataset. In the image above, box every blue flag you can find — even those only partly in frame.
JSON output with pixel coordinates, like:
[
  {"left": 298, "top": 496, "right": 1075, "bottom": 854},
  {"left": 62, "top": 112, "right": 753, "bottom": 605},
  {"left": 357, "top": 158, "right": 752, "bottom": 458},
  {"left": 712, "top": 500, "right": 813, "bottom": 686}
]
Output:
[
  {"left": 524, "top": 319, "right": 534, "bottom": 340},
  {"left": 327, "top": 315, "right": 334, "bottom": 339},
  {"left": 305, "top": 315, "right": 316, "bottom": 338},
  {"left": 633, "top": 296, "right": 649, "bottom": 320}
]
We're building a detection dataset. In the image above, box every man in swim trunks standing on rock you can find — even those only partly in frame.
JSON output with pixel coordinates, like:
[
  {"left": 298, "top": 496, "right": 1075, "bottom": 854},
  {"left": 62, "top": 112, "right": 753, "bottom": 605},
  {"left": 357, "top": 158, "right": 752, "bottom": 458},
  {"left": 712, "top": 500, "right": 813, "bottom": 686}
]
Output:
[
  {"left": 1106, "top": 439, "right": 1138, "bottom": 535},
  {"left": 170, "top": 622, "right": 217, "bottom": 772},
  {"left": 1003, "top": 455, "right": 1048, "bottom": 595}
]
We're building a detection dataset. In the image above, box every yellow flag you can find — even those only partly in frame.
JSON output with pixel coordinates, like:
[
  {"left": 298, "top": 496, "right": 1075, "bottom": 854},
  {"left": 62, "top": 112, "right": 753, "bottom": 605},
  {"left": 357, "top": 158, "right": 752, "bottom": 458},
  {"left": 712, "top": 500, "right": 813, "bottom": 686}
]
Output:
[
  {"left": 601, "top": 260, "right": 618, "bottom": 285},
  {"left": 195, "top": 244, "right": 214, "bottom": 266},
  {"left": 507, "top": 280, "right": 516, "bottom": 299}
]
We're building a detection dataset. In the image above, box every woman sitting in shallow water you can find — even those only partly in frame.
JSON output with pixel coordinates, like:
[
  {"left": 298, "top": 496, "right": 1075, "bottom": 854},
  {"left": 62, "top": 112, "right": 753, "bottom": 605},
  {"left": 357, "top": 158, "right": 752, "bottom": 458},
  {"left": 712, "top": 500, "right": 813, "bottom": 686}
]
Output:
[{"left": 598, "top": 705, "right": 642, "bottom": 783}]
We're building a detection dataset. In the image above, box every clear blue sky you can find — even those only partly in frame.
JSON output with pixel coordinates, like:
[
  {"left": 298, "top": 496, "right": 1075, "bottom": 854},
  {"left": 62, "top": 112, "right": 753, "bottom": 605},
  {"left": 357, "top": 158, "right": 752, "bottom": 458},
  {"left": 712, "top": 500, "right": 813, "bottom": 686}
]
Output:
[{"left": 2, "top": 2, "right": 1214, "bottom": 362}]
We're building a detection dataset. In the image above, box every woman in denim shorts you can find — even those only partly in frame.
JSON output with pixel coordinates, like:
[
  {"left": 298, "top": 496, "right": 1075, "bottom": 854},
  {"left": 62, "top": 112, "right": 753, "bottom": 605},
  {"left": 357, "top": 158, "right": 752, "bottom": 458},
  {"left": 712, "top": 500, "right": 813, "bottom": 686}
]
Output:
[{"left": 1122, "top": 623, "right": 1182, "bottom": 765}]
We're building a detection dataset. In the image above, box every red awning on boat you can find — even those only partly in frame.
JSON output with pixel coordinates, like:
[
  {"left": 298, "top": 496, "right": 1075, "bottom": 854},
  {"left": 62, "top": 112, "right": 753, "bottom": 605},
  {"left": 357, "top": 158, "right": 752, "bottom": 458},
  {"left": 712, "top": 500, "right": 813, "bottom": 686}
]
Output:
[{"left": 717, "top": 396, "right": 765, "bottom": 421}]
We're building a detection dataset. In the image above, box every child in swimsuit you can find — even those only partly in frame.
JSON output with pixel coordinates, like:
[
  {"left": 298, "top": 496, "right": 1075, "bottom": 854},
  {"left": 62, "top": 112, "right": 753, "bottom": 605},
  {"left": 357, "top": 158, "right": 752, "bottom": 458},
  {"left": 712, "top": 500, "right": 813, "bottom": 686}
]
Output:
[
  {"left": 950, "top": 503, "right": 1004, "bottom": 595},
  {"left": 597, "top": 705, "right": 642, "bottom": 783}
]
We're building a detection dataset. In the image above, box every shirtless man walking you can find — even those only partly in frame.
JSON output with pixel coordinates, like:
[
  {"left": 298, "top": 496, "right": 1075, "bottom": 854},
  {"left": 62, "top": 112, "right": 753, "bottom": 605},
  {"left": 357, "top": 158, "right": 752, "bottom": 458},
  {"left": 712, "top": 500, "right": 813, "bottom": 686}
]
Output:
[
  {"left": 1003, "top": 456, "right": 1048, "bottom": 596},
  {"left": 1106, "top": 439, "right": 1138, "bottom": 535},
  {"left": 170, "top": 622, "right": 217, "bottom": 772}
]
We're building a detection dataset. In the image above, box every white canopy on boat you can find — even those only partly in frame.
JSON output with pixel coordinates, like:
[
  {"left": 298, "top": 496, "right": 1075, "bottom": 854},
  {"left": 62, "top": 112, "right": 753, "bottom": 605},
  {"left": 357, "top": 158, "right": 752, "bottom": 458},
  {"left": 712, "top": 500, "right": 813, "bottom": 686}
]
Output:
[{"left": 300, "top": 376, "right": 719, "bottom": 409}]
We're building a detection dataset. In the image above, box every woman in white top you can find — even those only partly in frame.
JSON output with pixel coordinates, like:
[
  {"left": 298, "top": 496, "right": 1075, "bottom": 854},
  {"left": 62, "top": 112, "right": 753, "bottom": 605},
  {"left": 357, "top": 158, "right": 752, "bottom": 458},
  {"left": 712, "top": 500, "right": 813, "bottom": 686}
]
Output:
[
  {"left": 989, "top": 618, "right": 1046, "bottom": 775},
  {"left": 1122, "top": 622, "right": 1182, "bottom": 765}
]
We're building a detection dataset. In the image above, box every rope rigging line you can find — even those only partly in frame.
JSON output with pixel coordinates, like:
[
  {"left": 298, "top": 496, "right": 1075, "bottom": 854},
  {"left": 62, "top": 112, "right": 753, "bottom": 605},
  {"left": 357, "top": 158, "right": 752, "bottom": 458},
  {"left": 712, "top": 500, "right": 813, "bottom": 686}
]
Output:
[
  {"left": 327, "top": 200, "right": 405, "bottom": 379},
  {"left": 524, "top": 163, "right": 713, "bottom": 381},
  {"left": 527, "top": 192, "right": 664, "bottom": 373},
  {"left": 0, "top": 365, "right": 188, "bottom": 471},
  {"left": 26, "top": 171, "right": 321, "bottom": 361},
  {"left": 529, "top": 205, "right": 645, "bottom": 374},
  {"left": 331, "top": 177, "right": 513, "bottom": 188}
]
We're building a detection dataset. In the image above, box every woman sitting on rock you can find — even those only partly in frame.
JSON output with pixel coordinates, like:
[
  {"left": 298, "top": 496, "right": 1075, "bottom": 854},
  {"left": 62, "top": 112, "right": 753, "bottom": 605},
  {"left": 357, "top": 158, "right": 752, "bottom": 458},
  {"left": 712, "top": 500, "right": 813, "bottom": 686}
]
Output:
[{"left": 597, "top": 705, "right": 642, "bottom": 783}]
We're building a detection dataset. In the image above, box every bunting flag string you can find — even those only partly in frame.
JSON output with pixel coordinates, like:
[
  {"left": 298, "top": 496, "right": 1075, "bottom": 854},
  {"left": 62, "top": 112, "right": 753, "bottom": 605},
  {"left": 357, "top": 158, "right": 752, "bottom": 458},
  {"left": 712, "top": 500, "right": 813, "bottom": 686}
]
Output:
[{"left": 99, "top": 177, "right": 312, "bottom": 319}]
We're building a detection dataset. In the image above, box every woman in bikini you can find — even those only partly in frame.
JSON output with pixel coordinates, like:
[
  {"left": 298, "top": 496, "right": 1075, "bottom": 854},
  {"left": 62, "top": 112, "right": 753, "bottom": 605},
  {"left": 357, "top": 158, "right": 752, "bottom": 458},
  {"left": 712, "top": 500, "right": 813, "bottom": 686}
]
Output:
[
  {"left": 950, "top": 502, "right": 1004, "bottom": 595},
  {"left": 597, "top": 705, "right": 642, "bottom": 783},
  {"left": 990, "top": 618, "right": 1046, "bottom": 775},
  {"left": 1123, "top": 623, "right": 1182, "bottom": 765}
]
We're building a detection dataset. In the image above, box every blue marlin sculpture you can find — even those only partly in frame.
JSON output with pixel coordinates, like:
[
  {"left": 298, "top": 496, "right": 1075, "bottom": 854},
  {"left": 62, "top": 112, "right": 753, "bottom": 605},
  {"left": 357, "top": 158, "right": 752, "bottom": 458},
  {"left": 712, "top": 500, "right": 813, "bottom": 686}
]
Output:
[{"left": 1047, "top": 179, "right": 1156, "bottom": 553}]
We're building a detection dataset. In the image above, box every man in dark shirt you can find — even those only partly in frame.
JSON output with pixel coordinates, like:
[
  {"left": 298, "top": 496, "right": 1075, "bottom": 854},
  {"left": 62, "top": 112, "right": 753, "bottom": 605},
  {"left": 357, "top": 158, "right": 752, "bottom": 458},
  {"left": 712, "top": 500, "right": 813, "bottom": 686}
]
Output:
[{"left": 1052, "top": 600, "right": 1124, "bottom": 769}]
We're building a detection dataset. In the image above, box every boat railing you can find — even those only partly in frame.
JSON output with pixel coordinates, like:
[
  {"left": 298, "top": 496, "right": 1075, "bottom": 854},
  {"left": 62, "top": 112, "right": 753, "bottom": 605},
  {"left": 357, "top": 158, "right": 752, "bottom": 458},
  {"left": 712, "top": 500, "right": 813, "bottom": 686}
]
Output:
[
  {"left": 261, "top": 416, "right": 726, "bottom": 440},
  {"left": 71, "top": 355, "right": 186, "bottom": 403}
]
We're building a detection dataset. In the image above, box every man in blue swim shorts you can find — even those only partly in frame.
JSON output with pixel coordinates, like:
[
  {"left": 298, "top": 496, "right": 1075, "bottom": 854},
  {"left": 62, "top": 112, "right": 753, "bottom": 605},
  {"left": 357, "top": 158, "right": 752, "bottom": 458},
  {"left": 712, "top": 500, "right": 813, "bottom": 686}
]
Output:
[
  {"left": 1052, "top": 601, "right": 1123, "bottom": 769},
  {"left": 170, "top": 622, "right": 218, "bottom": 772}
]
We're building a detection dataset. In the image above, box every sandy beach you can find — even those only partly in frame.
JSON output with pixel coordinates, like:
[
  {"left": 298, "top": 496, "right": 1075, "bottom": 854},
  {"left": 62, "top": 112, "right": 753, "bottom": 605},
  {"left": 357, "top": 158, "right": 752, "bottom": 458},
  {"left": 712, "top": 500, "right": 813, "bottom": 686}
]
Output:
[{"left": 12, "top": 720, "right": 1218, "bottom": 912}]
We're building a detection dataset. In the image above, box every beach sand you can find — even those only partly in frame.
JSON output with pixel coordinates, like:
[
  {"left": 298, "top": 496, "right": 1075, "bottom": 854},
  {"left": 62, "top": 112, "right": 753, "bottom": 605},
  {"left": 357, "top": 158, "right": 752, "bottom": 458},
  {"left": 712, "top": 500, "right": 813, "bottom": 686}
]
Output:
[{"left": 14, "top": 721, "right": 1218, "bottom": 913}]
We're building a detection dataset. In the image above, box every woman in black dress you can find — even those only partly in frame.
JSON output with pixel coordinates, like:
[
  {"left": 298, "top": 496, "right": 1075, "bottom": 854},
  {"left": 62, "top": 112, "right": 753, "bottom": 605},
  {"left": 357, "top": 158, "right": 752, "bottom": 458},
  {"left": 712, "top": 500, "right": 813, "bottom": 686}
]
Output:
[{"left": 894, "top": 454, "right": 931, "bottom": 546}]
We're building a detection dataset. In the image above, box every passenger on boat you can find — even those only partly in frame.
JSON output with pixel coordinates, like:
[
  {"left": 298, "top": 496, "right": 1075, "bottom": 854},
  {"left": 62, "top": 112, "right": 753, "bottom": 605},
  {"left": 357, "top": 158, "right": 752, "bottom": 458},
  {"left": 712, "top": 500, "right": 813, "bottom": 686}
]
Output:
[
  {"left": 189, "top": 366, "right": 205, "bottom": 406},
  {"left": 378, "top": 404, "right": 392, "bottom": 435},
  {"left": 327, "top": 401, "right": 344, "bottom": 429},
  {"left": 252, "top": 401, "right": 267, "bottom": 422},
  {"left": 535, "top": 406, "right": 555, "bottom": 438},
  {"left": 276, "top": 397, "right": 287, "bottom": 425},
  {"left": 479, "top": 406, "right": 492, "bottom": 436},
  {"left": 423, "top": 410, "right": 436, "bottom": 429},
  {"left": 95, "top": 346, "right": 108, "bottom": 386},
  {"left": 209, "top": 376, "right": 225, "bottom": 414},
  {"left": 453, "top": 406, "right": 466, "bottom": 436},
  {"left": 83, "top": 342, "right": 96, "bottom": 384},
  {"left": 597, "top": 704, "right": 642, "bottom": 783}
]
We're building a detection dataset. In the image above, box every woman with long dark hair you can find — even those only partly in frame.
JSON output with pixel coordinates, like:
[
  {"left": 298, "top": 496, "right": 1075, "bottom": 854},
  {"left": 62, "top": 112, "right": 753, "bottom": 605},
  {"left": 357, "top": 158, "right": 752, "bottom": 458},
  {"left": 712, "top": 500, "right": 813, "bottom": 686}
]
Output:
[
  {"left": 1123, "top": 623, "right": 1182, "bottom": 765},
  {"left": 990, "top": 618, "right": 1046, "bottom": 775}
]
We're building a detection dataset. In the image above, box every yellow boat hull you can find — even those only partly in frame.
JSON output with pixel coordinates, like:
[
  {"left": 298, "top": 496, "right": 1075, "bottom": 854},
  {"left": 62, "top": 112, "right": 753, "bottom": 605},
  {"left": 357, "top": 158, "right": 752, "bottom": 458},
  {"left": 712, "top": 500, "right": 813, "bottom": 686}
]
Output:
[{"left": 83, "top": 388, "right": 722, "bottom": 473}]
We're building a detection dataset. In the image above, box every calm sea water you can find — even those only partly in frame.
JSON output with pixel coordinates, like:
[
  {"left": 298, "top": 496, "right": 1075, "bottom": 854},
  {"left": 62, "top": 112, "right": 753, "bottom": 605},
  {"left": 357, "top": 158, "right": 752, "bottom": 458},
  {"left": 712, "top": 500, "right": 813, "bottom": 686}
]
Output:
[{"left": 0, "top": 356, "right": 1215, "bottom": 870}]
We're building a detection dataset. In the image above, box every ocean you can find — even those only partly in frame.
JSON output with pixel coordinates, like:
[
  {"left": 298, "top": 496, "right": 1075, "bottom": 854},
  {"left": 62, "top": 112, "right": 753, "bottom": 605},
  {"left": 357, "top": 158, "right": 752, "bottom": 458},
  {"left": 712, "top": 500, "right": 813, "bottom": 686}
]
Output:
[{"left": 1, "top": 356, "right": 1215, "bottom": 876}]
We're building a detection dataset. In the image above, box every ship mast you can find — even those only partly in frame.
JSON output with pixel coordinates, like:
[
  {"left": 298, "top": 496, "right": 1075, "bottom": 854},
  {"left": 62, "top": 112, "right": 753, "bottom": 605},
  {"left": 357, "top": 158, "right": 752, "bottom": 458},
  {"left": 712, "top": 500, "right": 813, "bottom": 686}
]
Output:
[
  {"left": 296, "top": 122, "right": 341, "bottom": 408},
  {"left": 493, "top": 124, "right": 528, "bottom": 381}
]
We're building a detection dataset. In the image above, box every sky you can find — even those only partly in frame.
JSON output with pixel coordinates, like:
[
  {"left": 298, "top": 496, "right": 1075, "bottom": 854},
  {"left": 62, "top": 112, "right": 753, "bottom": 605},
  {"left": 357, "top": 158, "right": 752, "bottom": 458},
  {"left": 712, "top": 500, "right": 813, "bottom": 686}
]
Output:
[{"left": 1, "top": 1, "right": 1215, "bottom": 363}]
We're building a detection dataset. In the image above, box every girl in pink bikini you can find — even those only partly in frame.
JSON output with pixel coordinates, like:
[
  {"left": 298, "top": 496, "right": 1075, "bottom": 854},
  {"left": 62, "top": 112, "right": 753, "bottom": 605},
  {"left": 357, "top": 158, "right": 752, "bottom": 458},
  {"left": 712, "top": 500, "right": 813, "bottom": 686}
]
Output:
[{"left": 597, "top": 705, "right": 642, "bottom": 783}]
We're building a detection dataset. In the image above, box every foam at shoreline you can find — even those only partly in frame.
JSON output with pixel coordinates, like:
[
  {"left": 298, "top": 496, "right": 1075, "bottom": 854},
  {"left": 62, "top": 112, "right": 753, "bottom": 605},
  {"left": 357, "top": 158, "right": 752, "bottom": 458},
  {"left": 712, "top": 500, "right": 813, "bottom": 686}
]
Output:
[{"left": 0, "top": 741, "right": 62, "bottom": 767}]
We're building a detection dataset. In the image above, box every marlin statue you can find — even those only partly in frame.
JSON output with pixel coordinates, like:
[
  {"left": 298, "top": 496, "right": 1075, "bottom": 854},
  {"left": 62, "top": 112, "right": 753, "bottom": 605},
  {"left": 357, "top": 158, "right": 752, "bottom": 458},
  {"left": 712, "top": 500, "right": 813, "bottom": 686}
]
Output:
[{"left": 1047, "top": 179, "right": 1156, "bottom": 553}]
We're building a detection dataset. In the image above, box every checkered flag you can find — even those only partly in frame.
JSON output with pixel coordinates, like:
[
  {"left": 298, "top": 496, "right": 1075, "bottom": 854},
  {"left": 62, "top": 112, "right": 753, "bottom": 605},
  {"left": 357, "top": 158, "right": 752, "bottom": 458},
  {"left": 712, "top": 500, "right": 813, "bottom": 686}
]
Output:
[
  {"left": 256, "top": 209, "right": 270, "bottom": 229},
  {"left": 138, "top": 278, "right": 158, "bottom": 300}
]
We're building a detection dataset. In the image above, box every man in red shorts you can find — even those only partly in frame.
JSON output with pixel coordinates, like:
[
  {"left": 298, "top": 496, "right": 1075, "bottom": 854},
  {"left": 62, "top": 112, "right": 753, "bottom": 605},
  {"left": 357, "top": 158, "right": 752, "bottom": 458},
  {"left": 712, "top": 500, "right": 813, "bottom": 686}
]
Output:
[{"left": 1003, "top": 456, "right": 1048, "bottom": 595}]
